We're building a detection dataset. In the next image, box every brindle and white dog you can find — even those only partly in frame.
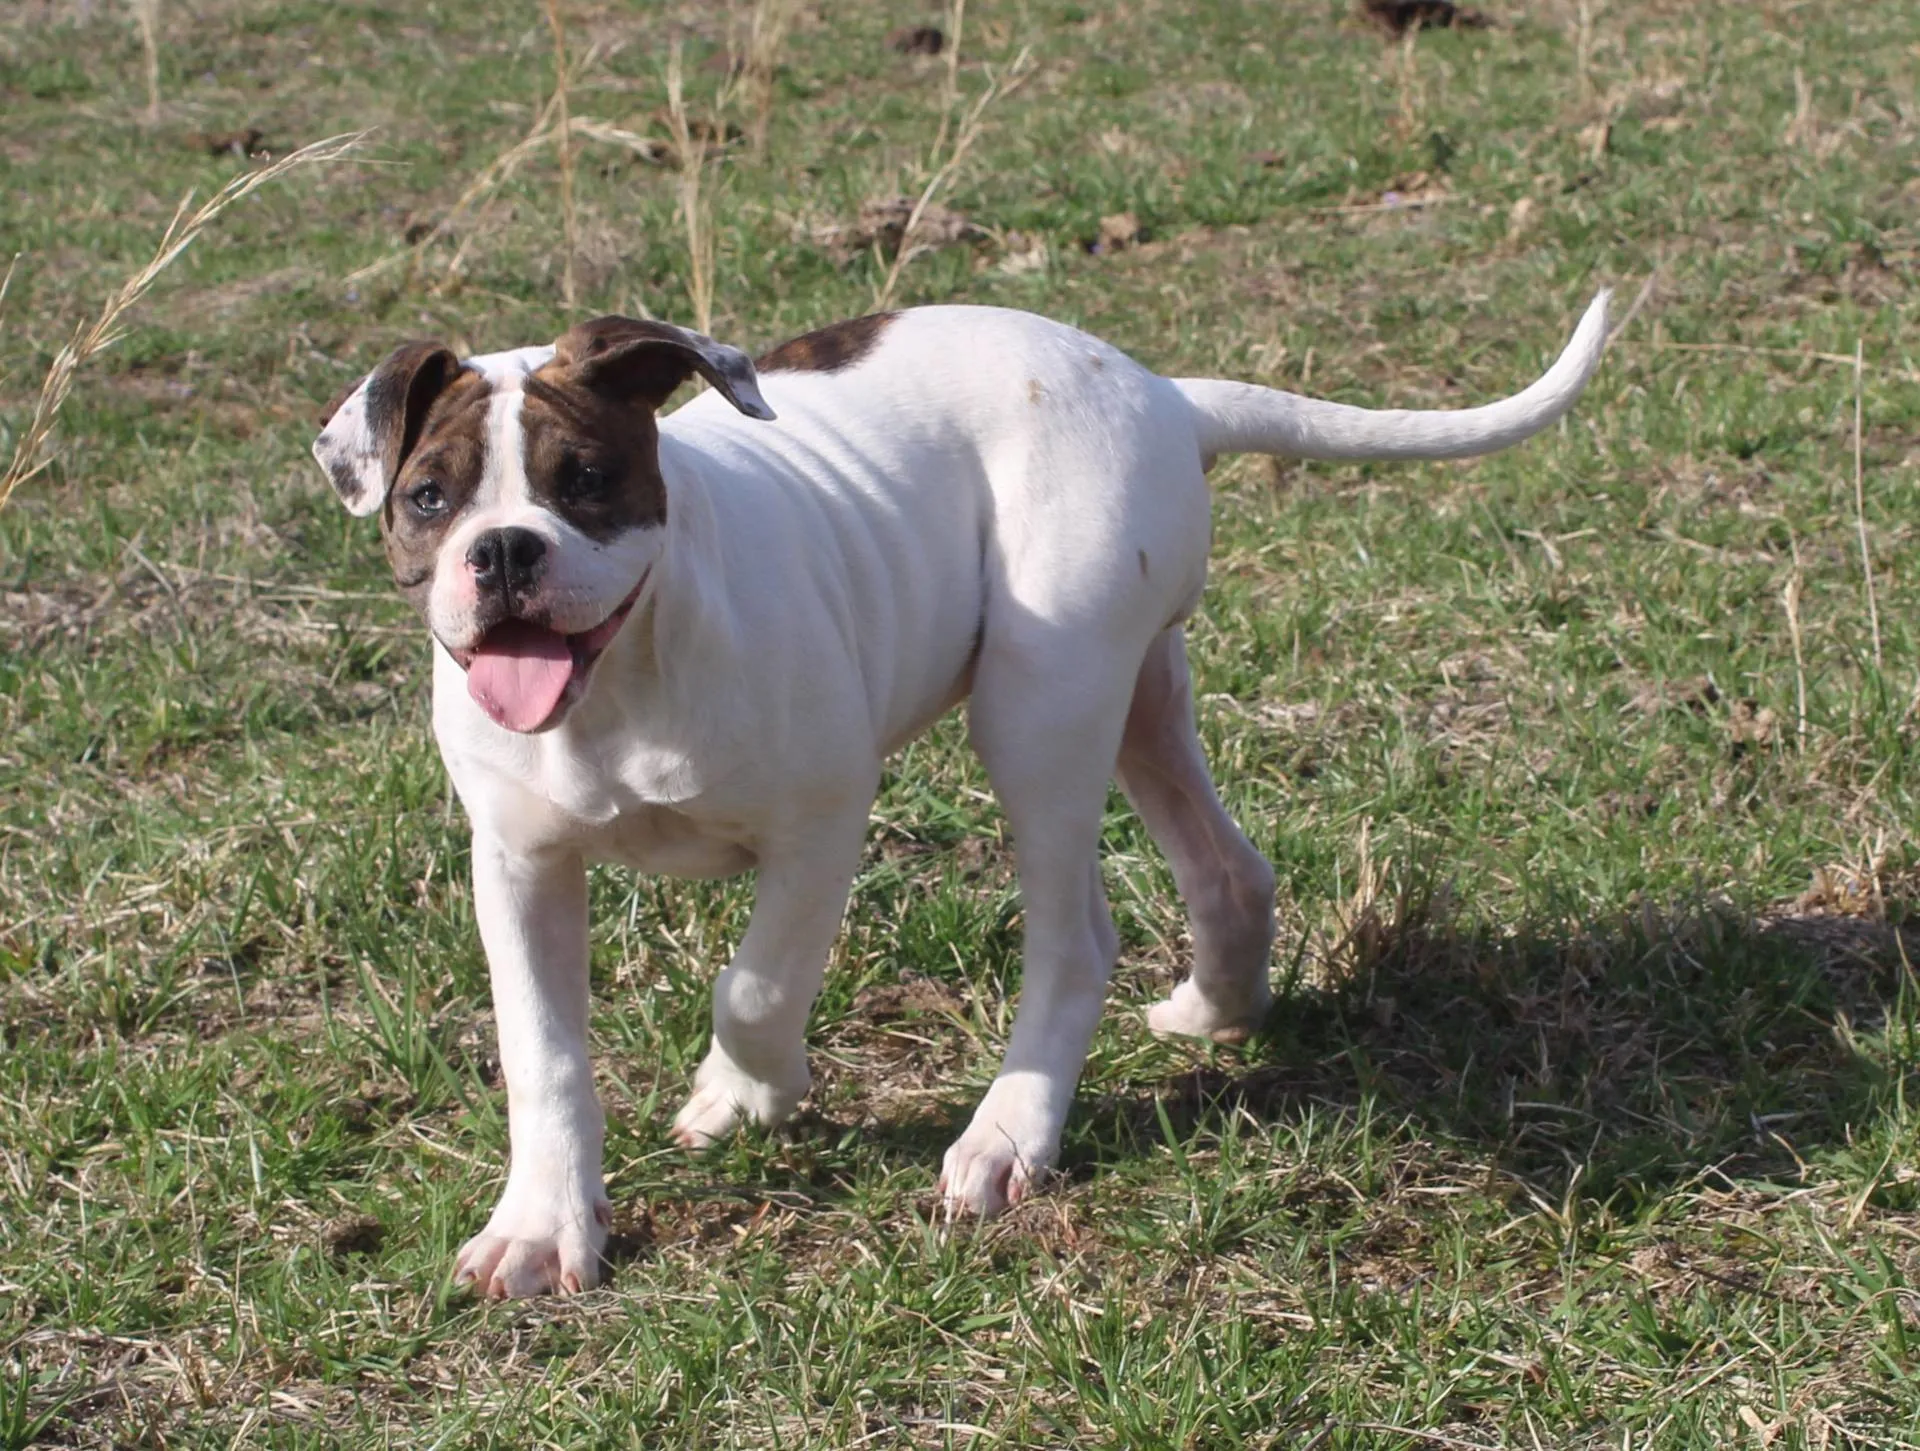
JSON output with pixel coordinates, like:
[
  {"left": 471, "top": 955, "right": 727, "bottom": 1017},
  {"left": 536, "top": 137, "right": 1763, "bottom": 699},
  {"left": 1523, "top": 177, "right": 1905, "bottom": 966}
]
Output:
[{"left": 313, "top": 293, "right": 1609, "bottom": 1297}]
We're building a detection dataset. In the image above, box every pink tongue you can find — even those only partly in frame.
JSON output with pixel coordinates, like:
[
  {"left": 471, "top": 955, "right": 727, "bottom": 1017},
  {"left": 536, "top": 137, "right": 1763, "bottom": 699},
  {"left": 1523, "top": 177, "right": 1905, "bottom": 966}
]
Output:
[{"left": 466, "top": 620, "right": 574, "bottom": 732}]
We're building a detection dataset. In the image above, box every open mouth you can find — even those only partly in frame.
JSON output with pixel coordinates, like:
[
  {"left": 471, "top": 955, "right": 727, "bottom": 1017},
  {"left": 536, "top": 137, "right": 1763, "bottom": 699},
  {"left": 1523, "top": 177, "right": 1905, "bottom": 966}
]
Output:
[{"left": 449, "top": 574, "right": 648, "bottom": 733}]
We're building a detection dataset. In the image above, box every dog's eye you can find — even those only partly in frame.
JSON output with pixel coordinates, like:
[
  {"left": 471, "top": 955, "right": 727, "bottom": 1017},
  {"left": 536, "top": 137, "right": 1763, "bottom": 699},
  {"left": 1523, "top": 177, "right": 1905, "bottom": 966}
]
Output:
[
  {"left": 407, "top": 480, "right": 448, "bottom": 518},
  {"left": 563, "top": 460, "right": 608, "bottom": 501}
]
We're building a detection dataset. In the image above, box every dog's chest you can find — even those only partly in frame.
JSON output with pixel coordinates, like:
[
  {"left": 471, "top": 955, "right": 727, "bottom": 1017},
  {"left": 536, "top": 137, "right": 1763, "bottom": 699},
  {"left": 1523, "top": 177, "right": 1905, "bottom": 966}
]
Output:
[{"left": 586, "top": 803, "right": 757, "bottom": 879}]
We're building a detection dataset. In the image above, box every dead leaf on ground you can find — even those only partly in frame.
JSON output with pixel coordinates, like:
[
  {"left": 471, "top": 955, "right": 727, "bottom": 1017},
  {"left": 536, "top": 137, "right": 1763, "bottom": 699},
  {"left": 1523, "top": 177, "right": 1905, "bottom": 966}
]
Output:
[
  {"left": 888, "top": 25, "right": 945, "bottom": 55},
  {"left": 1625, "top": 675, "right": 1720, "bottom": 717},
  {"left": 648, "top": 111, "right": 743, "bottom": 157},
  {"left": 1084, "top": 211, "right": 1144, "bottom": 255},
  {"left": 996, "top": 230, "right": 1049, "bottom": 275},
  {"left": 1506, "top": 194, "right": 1536, "bottom": 240},
  {"left": 1727, "top": 698, "right": 1778, "bottom": 753},
  {"left": 1361, "top": 0, "right": 1494, "bottom": 35},
  {"left": 195, "top": 127, "right": 267, "bottom": 158},
  {"left": 1375, "top": 170, "right": 1451, "bottom": 208},
  {"left": 809, "top": 197, "right": 984, "bottom": 263}
]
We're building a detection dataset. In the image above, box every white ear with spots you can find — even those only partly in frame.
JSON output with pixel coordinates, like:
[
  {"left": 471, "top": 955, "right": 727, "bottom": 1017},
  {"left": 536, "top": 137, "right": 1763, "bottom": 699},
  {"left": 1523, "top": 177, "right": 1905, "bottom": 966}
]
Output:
[{"left": 312, "top": 342, "right": 462, "bottom": 516}]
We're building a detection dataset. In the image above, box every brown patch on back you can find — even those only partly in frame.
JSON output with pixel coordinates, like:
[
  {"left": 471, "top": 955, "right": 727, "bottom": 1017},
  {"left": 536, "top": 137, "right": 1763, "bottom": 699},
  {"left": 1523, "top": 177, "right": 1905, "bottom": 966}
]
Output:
[
  {"left": 756, "top": 312, "right": 897, "bottom": 373},
  {"left": 1027, "top": 378, "right": 1045, "bottom": 405},
  {"left": 379, "top": 367, "right": 493, "bottom": 608}
]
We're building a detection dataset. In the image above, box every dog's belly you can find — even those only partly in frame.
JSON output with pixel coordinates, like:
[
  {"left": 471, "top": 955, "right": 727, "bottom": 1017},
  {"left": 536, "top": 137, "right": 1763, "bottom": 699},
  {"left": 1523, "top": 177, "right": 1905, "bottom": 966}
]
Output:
[{"left": 590, "top": 804, "right": 758, "bottom": 879}]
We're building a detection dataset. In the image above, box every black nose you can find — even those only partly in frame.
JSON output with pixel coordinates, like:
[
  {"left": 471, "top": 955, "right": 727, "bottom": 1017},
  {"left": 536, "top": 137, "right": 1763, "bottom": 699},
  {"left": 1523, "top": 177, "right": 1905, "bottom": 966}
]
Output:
[{"left": 467, "top": 527, "right": 547, "bottom": 596}]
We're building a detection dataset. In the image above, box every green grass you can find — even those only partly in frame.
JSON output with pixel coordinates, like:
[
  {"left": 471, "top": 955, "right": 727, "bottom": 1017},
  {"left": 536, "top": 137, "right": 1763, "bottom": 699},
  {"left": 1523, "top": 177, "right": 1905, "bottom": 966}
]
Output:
[{"left": 5, "top": 0, "right": 1920, "bottom": 1444}]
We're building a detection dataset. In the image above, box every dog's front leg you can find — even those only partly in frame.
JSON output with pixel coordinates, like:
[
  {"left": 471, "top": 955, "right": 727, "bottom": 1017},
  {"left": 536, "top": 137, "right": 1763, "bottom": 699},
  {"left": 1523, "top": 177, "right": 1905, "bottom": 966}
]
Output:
[
  {"left": 670, "top": 812, "right": 871, "bottom": 1147},
  {"left": 452, "top": 834, "right": 609, "bottom": 1298}
]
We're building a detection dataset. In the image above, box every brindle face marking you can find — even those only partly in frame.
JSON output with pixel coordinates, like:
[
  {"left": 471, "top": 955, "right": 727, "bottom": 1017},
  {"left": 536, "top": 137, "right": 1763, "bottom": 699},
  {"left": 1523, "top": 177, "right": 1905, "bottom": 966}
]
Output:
[
  {"left": 518, "top": 367, "right": 668, "bottom": 546},
  {"left": 312, "top": 323, "right": 775, "bottom": 726},
  {"left": 379, "top": 368, "right": 494, "bottom": 609}
]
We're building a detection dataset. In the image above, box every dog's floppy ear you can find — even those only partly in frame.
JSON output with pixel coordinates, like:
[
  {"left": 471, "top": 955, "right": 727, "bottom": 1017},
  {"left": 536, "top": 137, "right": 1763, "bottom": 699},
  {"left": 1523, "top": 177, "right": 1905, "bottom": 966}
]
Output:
[
  {"left": 551, "top": 316, "right": 776, "bottom": 421},
  {"left": 312, "top": 342, "right": 463, "bottom": 517}
]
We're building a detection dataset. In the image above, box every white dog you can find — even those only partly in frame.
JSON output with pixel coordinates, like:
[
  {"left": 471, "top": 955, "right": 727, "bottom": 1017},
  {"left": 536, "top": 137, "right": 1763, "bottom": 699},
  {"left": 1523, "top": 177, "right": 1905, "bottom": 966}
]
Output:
[{"left": 313, "top": 292, "right": 1609, "bottom": 1297}]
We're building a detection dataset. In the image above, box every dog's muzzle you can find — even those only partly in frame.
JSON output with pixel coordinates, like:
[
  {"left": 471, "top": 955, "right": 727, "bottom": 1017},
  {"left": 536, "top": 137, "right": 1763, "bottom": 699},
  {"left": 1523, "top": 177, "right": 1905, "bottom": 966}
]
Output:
[{"left": 449, "top": 573, "right": 648, "bottom": 733}]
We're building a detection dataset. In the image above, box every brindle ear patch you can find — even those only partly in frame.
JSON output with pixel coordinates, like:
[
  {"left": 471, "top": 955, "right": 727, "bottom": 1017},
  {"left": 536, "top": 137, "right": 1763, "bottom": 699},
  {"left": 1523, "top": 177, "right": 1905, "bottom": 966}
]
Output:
[
  {"left": 312, "top": 342, "right": 462, "bottom": 516},
  {"left": 551, "top": 316, "right": 775, "bottom": 421}
]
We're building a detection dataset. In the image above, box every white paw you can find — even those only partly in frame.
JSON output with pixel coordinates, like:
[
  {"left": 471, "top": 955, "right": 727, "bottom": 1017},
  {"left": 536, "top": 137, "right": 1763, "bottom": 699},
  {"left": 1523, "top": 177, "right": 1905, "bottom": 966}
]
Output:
[
  {"left": 670, "top": 1045, "right": 807, "bottom": 1149},
  {"left": 938, "top": 1084, "right": 1062, "bottom": 1217},
  {"left": 1145, "top": 979, "right": 1271, "bottom": 1045},
  {"left": 454, "top": 1187, "right": 610, "bottom": 1299}
]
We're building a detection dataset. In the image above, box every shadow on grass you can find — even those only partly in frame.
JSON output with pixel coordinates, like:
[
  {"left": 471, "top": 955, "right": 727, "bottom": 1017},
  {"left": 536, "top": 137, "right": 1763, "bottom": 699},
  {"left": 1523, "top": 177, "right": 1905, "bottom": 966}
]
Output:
[
  {"left": 603, "top": 885, "right": 1920, "bottom": 1236},
  {"left": 1080, "top": 884, "right": 1920, "bottom": 1206}
]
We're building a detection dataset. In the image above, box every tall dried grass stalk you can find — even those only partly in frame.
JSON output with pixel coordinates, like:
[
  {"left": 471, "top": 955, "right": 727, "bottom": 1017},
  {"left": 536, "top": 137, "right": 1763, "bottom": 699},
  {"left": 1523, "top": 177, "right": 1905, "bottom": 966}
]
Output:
[
  {"left": 543, "top": 0, "right": 578, "bottom": 308},
  {"left": 1392, "top": 27, "right": 1422, "bottom": 140},
  {"left": 665, "top": 42, "right": 716, "bottom": 334},
  {"left": 1575, "top": 0, "right": 1594, "bottom": 105},
  {"left": 743, "top": 0, "right": 801, "bottom": 158},
  {"left": 1852, "top": 339, "right": 1882, "bottom": 671},
  {"left": 872, "top": 44, "right": 1033, "bottom": 312},
  {"left": 349, "top": 95, "right": 664, "bottom": 293},
  {"left": 132, "top": 0, "right": 161, "bottom": 121},
  {"left": 1784, "top": 537, "right": 1807, "bottom": 752},
  {"left": 0, "top": 133, "right": 364, "bottom": 515},
  {"left": 928, "top": 0, "right": 968, "bottom": 161}
]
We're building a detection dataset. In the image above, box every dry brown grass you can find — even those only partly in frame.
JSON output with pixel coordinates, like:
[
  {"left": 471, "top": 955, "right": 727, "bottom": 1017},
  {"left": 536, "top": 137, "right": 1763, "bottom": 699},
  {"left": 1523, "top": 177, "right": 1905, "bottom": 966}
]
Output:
[
  {"left": 664, "top": 42, "right": 717, "bottom": 334},
  {"left": 0, "top": 132, "right": 364, "bottom": 516},
  {"left": 741, "top": 0, "right": 802, "bottom": 159},
  {"left": 130, "top": 0, "right": 161, "bottom": 122},
  {"left": 872, "top": 24, "right": 1035, "bottom": 311},
  {"left": 543, "top": 0, "right": 578, "bottom": 309}
]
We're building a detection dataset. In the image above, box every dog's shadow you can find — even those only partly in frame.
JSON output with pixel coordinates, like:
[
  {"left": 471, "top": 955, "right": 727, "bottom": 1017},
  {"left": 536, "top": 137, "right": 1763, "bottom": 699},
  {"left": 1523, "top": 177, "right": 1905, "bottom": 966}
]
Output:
[
  {"left": 724, "top": 885, "right": 1916, "bottom": 1224},
  {"left": 608, "top": 885, "right": 1916, "bottom": 1253},
  {"left": 1066, "top": 885, "right": 1917, "bottom": 1209}
]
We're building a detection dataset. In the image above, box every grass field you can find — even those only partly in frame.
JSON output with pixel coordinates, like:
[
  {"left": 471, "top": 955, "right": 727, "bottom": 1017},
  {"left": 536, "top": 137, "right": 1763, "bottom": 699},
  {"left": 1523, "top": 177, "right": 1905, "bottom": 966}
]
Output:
[{"left": 5, "top": 0, "right": 1920, "bottom": 1444}]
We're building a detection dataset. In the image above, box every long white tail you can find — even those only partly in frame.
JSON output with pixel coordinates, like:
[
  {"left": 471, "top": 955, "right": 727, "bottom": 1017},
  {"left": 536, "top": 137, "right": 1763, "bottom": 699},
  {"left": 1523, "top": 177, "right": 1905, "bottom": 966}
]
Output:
[{"left": 1175, "top": 289, "right": 1610, "bottom": 463}]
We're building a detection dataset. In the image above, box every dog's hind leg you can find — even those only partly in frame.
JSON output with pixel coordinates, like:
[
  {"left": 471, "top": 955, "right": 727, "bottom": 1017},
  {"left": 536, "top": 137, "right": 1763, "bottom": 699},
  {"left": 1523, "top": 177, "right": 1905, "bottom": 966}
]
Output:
[
  {"left": 671, "top": 805, "right": 872, "bottom": 1148},
  {"left": 1117, "top": 626, "right": 1276, "bottom": 1042},
  {"left": 940, "top": 642, "right": 1134, "bottom": 1217}
]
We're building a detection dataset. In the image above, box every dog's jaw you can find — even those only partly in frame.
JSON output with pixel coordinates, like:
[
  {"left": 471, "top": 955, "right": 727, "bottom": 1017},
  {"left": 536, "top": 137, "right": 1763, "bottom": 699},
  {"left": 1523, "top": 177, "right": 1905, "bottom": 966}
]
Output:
[{"left": 446, "top": 571, "right": 650, "bottom": 733}]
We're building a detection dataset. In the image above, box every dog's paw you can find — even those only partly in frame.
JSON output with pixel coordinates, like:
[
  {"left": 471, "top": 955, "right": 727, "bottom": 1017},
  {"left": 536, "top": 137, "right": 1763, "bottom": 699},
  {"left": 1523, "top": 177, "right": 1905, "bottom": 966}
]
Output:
[
  {"left": 670, "top": 1046, "right": 807, "bottom": 1148},
  {"left": 1145, "top": 979, "right": 1272, "bottom": 1045},
  {"left": 670, "top": 1081, "right": 748, "bottom": 1148},
  {"left": 938, "top": 1089, "right": 1061, "bottom": 1218},
  {"left": 453, "top": 1194, "right": 610, "bottom": 1299}
]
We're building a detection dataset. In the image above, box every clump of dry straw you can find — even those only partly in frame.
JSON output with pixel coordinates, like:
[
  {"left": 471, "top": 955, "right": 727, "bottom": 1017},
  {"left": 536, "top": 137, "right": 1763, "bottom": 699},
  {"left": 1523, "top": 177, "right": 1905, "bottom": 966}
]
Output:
[{"left": 0, "top": 131, "right": 365, "bottom": 515}]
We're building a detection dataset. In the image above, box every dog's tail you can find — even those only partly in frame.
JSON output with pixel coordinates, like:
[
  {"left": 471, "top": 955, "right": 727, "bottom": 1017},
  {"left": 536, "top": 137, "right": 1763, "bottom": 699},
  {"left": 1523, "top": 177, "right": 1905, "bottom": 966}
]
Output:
[{"left": 1173, "top": 289, "right": 1610, "bottom": 464}]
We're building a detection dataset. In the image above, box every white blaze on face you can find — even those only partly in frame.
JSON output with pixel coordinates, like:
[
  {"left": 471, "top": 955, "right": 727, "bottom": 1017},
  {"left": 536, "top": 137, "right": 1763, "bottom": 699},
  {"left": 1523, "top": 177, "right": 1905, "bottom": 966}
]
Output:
[
  {"left": 424, "top": 349, "right": 664, "bottom": 687},
  {"left": 428, "top": 349, "right": 551, "bottom": 645}
]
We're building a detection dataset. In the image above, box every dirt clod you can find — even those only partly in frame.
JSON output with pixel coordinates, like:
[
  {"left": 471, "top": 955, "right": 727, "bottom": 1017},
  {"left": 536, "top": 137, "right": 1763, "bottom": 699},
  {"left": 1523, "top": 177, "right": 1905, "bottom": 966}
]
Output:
[
  {"left": 888, "top": 25, "right": 945, "bottom": 55},
  {"left": 321, "top": 1214, "right": 385, "bottom": 1259},
  {"left": 195, "top": 128, "right": 268, "bottom": 158},
  {"left": 1361, "top": 0, "right": 1493, "bottom": 35}
]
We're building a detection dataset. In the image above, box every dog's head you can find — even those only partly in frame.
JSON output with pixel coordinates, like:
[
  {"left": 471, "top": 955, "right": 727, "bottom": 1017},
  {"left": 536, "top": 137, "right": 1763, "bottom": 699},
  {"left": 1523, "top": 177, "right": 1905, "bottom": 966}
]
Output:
[{"left": 313, "top": 317, "right": 774, "bottom": 733}]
